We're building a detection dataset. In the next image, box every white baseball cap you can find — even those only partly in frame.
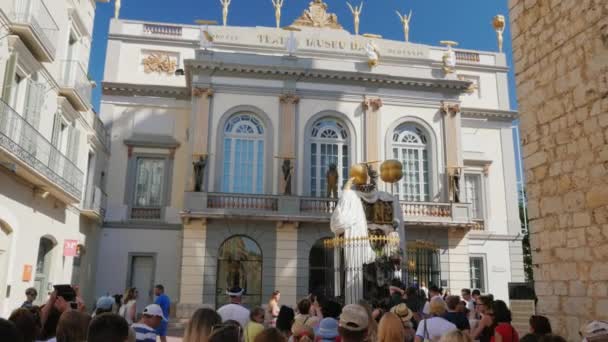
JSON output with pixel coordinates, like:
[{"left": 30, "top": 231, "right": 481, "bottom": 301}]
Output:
[{"left": 143, "top": 304, "right": 167, "bottom": 321}]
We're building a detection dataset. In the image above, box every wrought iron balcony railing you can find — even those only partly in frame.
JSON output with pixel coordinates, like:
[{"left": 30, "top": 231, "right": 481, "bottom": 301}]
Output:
[
  {"left": 11, "top": 0, "right": 59, "bottom": 60},
  {"left": 59, "top": 60, "right": 92, "bottom": 109},
  {"left": 0, "top": 99, "right": 83, "bottom": 199}
]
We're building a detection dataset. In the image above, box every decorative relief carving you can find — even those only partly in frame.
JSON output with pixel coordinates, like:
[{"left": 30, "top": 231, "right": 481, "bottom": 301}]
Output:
[
  {"left": 292, "top": 0, "right": 343, "bottom": 29},
  {"left": 362, "top": 98, "right": 383, "bottom": 111},
  {"left": 192, "top": 87, "right": 214, "bottom": 98},
  {"left": 279, "top": 93, "right": 300, "bottom": 104},
  {"left": 440, "top": 100, "right": 460, "bottom": 116},
  {"left": 458, "top": 75, "right": 479, "bottom": 95},
  {"left": 142, "top": 52, "right": 177, "bottom": 74}
]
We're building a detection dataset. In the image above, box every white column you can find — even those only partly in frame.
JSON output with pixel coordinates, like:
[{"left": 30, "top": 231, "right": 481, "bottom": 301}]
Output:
[{"left": 275, "top": 222, "right": 298, "bottom": 306}]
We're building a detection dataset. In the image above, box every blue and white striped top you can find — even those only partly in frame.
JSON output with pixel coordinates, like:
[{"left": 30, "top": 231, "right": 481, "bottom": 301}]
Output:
[{"left": 131, "top": 323, "right": 157, "bottom": 342}]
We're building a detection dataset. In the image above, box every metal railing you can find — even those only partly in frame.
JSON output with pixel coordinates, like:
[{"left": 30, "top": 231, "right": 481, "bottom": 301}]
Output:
[
  {"left": 0, "top": 99, "right": 83, "bottom": 199},
  {"left": 130, "top": 207, "right": 162, "bottom": 220},
  {"left": 11, "top": 0, "right": 59, "bottom": 57},
  {"left": 400, "top": 202, "right": 452, "bottom": 218},
  {"left": 207, "top": 193, "right": 279, "bottom": 211},
  {"left": 143, "top": 24, "right": 182, "bottom": 37},
  {"left": 83, "top": 186, "right": 107, "bottom": 217},
  {"left": 300, "top": 197, "right": 337, "bottom": 214},
  {"left": 59, "top": 60, "right": 92, "bottom": 106}
]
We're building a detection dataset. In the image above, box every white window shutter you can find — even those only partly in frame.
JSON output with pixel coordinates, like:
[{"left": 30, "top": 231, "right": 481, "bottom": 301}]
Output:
[
  {"left": 69, "top": 125, "right": 80, "bottom": 164},
  {"left": 51, "top": 113, "right": 62, "bottom": 147},
  {"left": 1, "top": 52, "right": 18, "bottom": 103},
  {"left": 23, "top": 80, "right": 44, "bottom": 129}
]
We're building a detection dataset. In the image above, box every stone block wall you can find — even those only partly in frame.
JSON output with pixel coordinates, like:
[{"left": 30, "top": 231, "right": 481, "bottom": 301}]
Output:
[{"left": 509, "top": 0, "right": 608, "bottom": 340}]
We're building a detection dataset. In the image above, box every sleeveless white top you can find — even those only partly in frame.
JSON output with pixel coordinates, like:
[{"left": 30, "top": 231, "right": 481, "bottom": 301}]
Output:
[{"left": 119, "top": 300, "right": 136, "bottom": 324}]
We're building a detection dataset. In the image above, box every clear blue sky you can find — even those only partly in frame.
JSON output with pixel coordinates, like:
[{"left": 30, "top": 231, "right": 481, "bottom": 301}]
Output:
[{"left": 88, "top": 0, "right": 523, "bottom": 185}]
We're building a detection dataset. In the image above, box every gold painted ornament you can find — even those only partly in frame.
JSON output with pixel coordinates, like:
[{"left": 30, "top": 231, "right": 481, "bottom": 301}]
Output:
[
  {"left": 349, "top": 163, "right": 369, "bottom": 185},
  {"left": 380, "top": 159, "right": 403, "bottom": 183}
]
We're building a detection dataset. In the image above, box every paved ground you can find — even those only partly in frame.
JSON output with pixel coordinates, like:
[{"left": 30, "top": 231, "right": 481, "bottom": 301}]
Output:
[{"left": 160, "top": 327, "right": 184, "bottom": 342}]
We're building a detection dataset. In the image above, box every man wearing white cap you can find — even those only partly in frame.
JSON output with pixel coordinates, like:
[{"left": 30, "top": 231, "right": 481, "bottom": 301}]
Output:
[
  {"left": 581, "top": 320, "right": 608, "bottom": 342},
  {"left": 131, "top": 304, "right": 167, "bottom": 342},
  {"left": 217, "top": 286, "right": 250, "bottom": 328}
]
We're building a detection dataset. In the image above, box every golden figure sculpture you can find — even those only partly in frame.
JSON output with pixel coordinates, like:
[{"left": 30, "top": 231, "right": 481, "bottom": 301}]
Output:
[
  {"left": 346, "top": 2, "right": 363, "bottom": 35},
  {"left": 493, "top": 15, "right": 506, "bottom": 53},
  {"left": 395, "top": 10, "right": 412, "bottom": 42},
  {"left": 271, "top": 0, "right": 284, "bottom": 28},
  {"left": 326, "top": 163, "right": 339, "bottom": 198},
  {"left": 220, "top": 0, "right": 231, "bottom": 26},
  {"left": 114, "top": 0, "right": 121, "bottom": 19}
]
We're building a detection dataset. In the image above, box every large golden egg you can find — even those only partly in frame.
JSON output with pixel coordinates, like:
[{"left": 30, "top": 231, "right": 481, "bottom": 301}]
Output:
[
  {"left": 380, "top": 160, "right": 403, "bottom": 183},
  {"left": 349, "top": 164, "right": 368, "bottom": 185},
  {"left": 493, "top": 15, "right": 505, "bottom": 30}
]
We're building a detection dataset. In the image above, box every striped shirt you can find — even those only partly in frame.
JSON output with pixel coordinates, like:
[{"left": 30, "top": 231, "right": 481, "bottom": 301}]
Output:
[{"left": 132, "top": 323, "right": 157, "bottom": 342}]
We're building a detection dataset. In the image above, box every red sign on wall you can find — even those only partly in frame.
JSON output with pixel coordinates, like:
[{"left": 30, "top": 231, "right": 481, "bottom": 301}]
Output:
[
  {"left": 22, "top": 265, "right": 32, "bottom": 281},
  {"left": 63, "top": 240, "right": 79, "bottom": 257}
]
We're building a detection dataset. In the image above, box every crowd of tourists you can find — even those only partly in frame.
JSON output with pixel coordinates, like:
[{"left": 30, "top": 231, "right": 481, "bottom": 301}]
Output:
[{"left": 1, "top": 283, "right": 607, "bottom": 342}]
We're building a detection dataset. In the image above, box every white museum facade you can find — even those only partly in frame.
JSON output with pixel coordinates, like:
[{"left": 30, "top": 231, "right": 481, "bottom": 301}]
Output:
[
  {"left": 96, "top": 2, "right": 524, "bottom": 318},
  {"left": 0, "top": 0, "right": 108, "bottom": 315}
]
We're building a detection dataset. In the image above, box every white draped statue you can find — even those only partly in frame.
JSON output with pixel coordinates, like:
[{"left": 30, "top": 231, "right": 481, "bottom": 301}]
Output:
[{"left": 330, "top": 181, "right": 405, "bottom": 304}]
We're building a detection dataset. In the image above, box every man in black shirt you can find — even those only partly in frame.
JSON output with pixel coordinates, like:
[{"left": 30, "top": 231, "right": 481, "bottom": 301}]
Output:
[{"left": 443, "top": 295, "right": 470, "bottom": 333}]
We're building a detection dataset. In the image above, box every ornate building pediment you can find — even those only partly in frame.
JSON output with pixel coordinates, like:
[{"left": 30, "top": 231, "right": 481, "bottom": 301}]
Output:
[{"left": 292, "top": 0, "right": 343, "bottom": 29}]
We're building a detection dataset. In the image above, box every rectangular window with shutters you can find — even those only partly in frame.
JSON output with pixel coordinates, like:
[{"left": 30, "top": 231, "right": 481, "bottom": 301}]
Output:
[
  {"left": 470, "top": 255, "right": 486, "bottom": 292},
  {"left": 127, "top": 155, "right": 172, "bottom": 220}
]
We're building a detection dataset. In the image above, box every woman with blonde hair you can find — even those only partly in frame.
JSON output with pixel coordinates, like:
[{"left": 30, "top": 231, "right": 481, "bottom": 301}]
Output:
[
  {"left": 118, "top": 287, "right": 138, "bottom": 325},
  {"left": 265, "top": 290, "right": 281, "bottom": 327},
  {"left": 439, "top": 329, "right": 474, "bottom": 342},
  {"left": 378, "top": 312, "right": 405, "bottom": 342},
  {"left": 183, "top": 308, "right": 222, "bottom": 342}
]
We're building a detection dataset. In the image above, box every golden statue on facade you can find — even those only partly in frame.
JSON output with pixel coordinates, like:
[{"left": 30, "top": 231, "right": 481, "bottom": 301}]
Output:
[
  {"left": 220, "top": 0, "right": 231, "bottom": 26},
  {"left": 326, "top": 163, "right": 339, "bottom": 198},
  {"left": 395, "top": 10, "right": 412, "bottom": 42},
  {"left": 271, "top": 0, "right": 284, "bottom": 28},
  {"left": 346, "top": 2, "right": 363, "bottom": 35},
  {"left": 440, "top": 40, "right": 458, "bottom": 74}
]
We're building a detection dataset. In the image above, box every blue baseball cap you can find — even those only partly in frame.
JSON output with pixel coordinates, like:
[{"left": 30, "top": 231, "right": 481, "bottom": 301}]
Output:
[
  {"left": 315, "top": 317, "right": 339, "bottom": 339},
  {"left": 96, "top": 296, "right": 114, "bottom": 310}
]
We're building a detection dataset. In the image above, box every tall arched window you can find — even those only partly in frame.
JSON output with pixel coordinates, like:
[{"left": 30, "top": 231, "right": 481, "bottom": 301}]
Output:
[
  {"left": 216, "top": 235, "right": 262, "bottom": 308},
  {"left": 392, "top": 124, "right": 430, "bottom": 201},
  {"left": 310, "top": 118, "right": 349, "bottom": 197},
  {"left": 221, "top": 114, "right": 265, "bottom": 194}
]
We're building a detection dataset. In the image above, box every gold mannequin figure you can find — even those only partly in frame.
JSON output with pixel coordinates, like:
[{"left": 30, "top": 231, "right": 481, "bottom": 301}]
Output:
[
  {"left": 395, "top": 10, "right": 412, "bottom": 42},
  {"left": 271, "top": 0, "right": 284, "bottom": 28},
  {"left": 114, "top": 0, "right": 121, "bottom": 19},
  {"left": 346, "top": 2, "right": 363, "bottom": 35},
  {"left": 220, "top": 0, "right": 231, "bottom": 26},
  {"left": 493, "top": 15, "right": 506, "bottom": 53}
]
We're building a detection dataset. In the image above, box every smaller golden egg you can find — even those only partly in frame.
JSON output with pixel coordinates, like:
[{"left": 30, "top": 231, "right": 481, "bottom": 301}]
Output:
[
  {"left": 349, "top": 164, "right": 369, "bottom": 185},
  {"left": 380, "top": 160, "right": 403, "bottom": 183}
]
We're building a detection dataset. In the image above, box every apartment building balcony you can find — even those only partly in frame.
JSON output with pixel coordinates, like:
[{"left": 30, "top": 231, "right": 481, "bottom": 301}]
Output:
[
  {"left": 182, "top": 192, "right": 475, "bottom": 228},
  {"left": 59, "top": 60, "right": 92, "bottom": 111},
  {"left": 9, "top": 0, "right": 59, "bottom": 62},
  {"left": 81, "top": 186, "right": 107, "bottom": 220},
  {"left": 0, "top": 99, "right": 83, "bottom": 203}
]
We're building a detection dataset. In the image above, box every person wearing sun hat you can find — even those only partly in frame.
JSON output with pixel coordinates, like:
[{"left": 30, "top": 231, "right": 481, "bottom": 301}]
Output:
[
  {"left": 338, "top": 304, "right": 369, "bottom": 342},
  {"left": 391, "top": 303, "right": 416, "bottom": 341},
  {"left": 315, "top": 317, "right": 340, "bottom": 341},
  {"left": 217, "top": 286, "right": 251, "bottom": 328}
]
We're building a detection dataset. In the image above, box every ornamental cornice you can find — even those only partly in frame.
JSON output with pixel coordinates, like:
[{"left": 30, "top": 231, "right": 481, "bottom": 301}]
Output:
[
  {"left": 102, "top": 82, "right": 190, "bottom": 99},
  {"left": 461, "top": 107, "right": 519, "bottom": 120},
  {"left": 185, "top": 60, "right": 471, "bottom": 91}
]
